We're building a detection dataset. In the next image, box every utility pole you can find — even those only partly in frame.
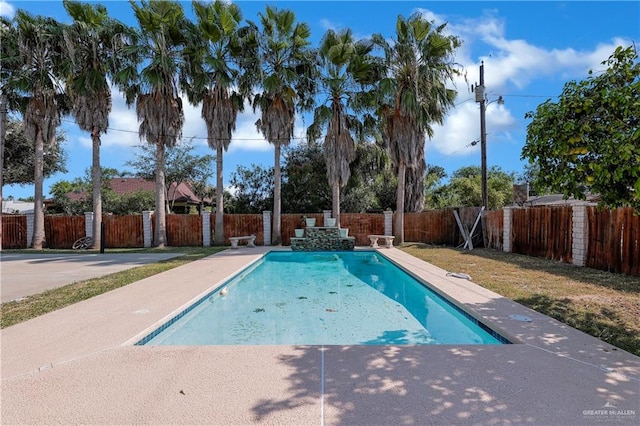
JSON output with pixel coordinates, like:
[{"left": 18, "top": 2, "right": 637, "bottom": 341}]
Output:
[{"left": 476, "top": 62, "right": 488, "bottom": 210}]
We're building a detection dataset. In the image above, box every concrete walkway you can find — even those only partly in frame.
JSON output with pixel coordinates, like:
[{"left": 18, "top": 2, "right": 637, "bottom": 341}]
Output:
[
  {"left": 0, "top": 252, "right": 183, "bottom": 302},
  {"left": 1, "top": 247, "right": 638, "bottom": 425}
]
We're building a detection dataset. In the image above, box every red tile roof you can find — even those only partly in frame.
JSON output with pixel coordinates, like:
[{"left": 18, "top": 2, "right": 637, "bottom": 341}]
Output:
[{"left": 67, "top": 178, "right": 210, "bottom": 204}]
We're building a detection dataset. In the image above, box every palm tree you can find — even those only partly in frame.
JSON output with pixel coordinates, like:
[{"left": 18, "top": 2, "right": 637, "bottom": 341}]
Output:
[
  {"left": 118, "top": 0, "right": 188, "bottom": 248},
  {"left": 249, "top": 6, "right": 316, "bottom": 245},
  {"left": 181, "top": 0, "right": 248, "bottom": 246},
  {"left": 307, "top": 29, "right": 380, "bottom": 226},
  {"left": 6, "top": 11, "right": 68, "bottom": 249},
  {"left": 62, "top": 0, "right": 135, "bottom": 250},
  {"left": 373, "top": 14, "right": 462, "bottom": 244},
  {"left": 0, "top": 16, "right": 19, "bottom": 250}
]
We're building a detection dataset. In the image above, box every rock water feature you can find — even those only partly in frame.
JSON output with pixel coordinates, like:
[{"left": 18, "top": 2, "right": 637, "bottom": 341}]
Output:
[{"left": 291, "top": 226, "right": 355, "bottom": 251}]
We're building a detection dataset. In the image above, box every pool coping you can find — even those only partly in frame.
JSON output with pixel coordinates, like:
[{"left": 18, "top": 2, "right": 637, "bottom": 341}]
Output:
[{"left": 2, "top": 246, "right": 639, "bottom": 425}]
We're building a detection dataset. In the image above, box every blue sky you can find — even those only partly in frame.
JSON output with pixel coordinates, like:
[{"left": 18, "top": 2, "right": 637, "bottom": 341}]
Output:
[{"left": 2, "top": 0, "right": 639, "bottom": 200}]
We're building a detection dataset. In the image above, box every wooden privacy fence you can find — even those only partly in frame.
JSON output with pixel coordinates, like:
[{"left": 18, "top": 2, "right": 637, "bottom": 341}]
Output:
[
  {"left": 2, "top": 207, "right": 638, "bottom": 276},
  {"left": 511, "top": 206, "right": 573, "bottom": 262},
  {"left": 586, "top": 207, "right": 640, "bottom": 276},
  {"left": 1, "top": 215, "right": 27, "bottom": 249},
  {"left": 44, "top": 216, "right": 85, "bottom": 249},
  {"left": 104, "top": 215, "right": 144, "bottom": 248},
  {"left": 404, "top": 209, "right": 459, "bottom": 245},
  {"left": 484, "top": 209, "right": 504, "bottom": 250},
  {"left": 166, "top": 214, "right": 202, "bottom": 247},
  {"left": 222, "top": 214, "right": 264, "bottom": 245},
  {"left": 340, "top": 213, "right": 384, "bottom": 246}
]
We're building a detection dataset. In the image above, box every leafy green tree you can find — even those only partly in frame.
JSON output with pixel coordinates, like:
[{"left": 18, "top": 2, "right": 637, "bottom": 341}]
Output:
[
  {"left": 281, "top": 141, "right": 330, "bottom": 213},
  {"left": 522, "top": 45, "right": 640, "bottom": 211},
  {"left": 181, "top": 0, "right": 251, "bottom": 243},
  {"left": 2, "top": 118, "right": 67, "bottom": 185},
  {"left": 125, "top": 139, "right": 214, "bottom": 212},
  {"left": 62, "top": 0, "right": 136, "bottom": 249},
  {"left": 117, "top": 0, "right": 189, "bottom": 247},
  {"left": 373, "top": 14, "right": 462, "bottom": 243},
  {"left": 6, "top": 11, "right": 68, "bottom": 249},
  {"left": 49, "top": 177, "right": 87, "bottom": 214},
  {"left": 423, "top": 165, "right": 447, "bottom": 209},
  {"left": 228, "top": 164, "right": 274, "bottom": 214},
  {"left": 307, "top": 28, "right": 381, "bottom": 225},
  {"left": 438, "top": 165, "right": 515, "bottom": 209},
  {"left": 248, "top": 5, "right": 316, "bottom": 245},
  {"left": 344, "top": 139, "right": 395, "bottom": 212}
]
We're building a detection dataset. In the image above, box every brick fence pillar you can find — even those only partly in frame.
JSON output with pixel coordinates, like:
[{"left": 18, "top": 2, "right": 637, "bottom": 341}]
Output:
[
  {"left": 26, "top": 212, "right": 34, "bottom": 247},
  {"left": 503, "top": 207, "right": 512, "bottom": 252},
  {"left": 384, "top": 210, "right": 393, "bottom": 236},
  {"left": 142, "top": 210, "right": 153, "bottom": 248},
  {"left": 84, "top": 211, "right": 94, "bottom": 238},
  {"left": 572, "top": 204, "right": 589, "bottom": 266},
  {"left": 263, "top": 211, "right": 272, "bottom": 246},
  {"left": 202, "top": 211, "right": 211, "bottom": 247}
]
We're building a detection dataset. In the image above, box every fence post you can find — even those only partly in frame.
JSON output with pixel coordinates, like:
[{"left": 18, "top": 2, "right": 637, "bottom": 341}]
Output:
[
  {"left": 323, "top": 209, "right": 331, "bottom": 223},
  {"left": 84, "top": 211, "right": 94, "bottom": 238},
  {"left": 384, "top": 209, "right": 393, "bottom": 236},
  {"left": 26, "top": 212, "right": 34, "bottom": 247},
  {"left": 263, "top": 211, "right": 272, "bottom": 246},
  {"left": 572, "top": 204, "right": 588, "bottom": 267},
  {"left": 202, "top": 211, "right": 211, "bottom": 247},
  {"left": 502, "top": 207, "right": 512, "bottom": 253},
  {"left": 142, "top": 210, "right": 153, "bottom": 248}
]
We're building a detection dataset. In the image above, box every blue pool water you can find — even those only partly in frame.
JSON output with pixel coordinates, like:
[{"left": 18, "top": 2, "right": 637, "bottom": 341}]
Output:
[{"left": 138, "top": 251, "right": 508, "bottom": 346}]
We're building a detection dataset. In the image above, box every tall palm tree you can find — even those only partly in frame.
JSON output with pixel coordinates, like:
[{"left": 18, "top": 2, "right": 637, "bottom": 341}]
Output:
[
  {"left": 307, "top": 29, "right": 380, "bottom": 226},
  {"left": 181, "top": 0, "right": 249, "bottom": 246},
  {"left": 248, "top": 6, "right": 316, "bottom": 245},
  {"left": 62, "top": 0, "right": 135, "bottom": 250},
  {"left": 373, "top": 14, "right": 462, "bottom": 243},
  {"left": 118, "top": 0, "right": 188, "bottom": 248},
  {"left": 7, "top": 11, "right": 68, "bottom": 249},
  {"left": 0, "top": 16, "right": 19, "bottom": 250}
]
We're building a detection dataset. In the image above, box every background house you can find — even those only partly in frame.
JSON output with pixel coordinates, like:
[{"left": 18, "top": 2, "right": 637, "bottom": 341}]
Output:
[
  {"left": 1, "top": 200, "right": 35, "bottom": 214},
  {"left": 51, "top": 177, "right": 211, "bottom": 214}
]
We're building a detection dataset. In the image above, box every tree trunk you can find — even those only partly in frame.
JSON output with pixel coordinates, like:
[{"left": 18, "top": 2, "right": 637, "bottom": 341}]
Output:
[
  {"left": 394, "top": 161, "right": 406, "bottom": 245},
  {"left": 154, "top": 142, "right": 167, "bottom": 248},
  {"left": 214, "top": 144, "right": 224, "bottom": 245},
  {"left": 91, "top": 130, "right": 102, "bottom": 250},
  {"left": 332, "top": 182, "right": 340, "bottom": 228},
  {"left": 32, "top": 129, "right": 45, "bottom": 249},
  {"left": 272, "top": 144, "right": 282, "bottom": 245},
  {"left": 0, "top": 92, "right": 6, "bottom": 251}
]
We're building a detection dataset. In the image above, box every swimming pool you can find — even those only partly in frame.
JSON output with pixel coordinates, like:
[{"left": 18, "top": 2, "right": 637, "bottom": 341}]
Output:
[{"left": 137, "top": 251, "right": 509, "bottom": 346}]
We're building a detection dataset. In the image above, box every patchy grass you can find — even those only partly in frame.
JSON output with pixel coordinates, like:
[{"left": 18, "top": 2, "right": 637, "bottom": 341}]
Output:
[
  {"left": 399, "top": 243, "right": 640, "bottom": 357},
  {"left": 1, "top": 246, "right": 225, "bottom": 328}
]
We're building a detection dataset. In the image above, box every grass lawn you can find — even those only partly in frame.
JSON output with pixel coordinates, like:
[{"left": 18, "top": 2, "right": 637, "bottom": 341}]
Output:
[
  {"left": 0, "top": 246, "right": 224, "bottom": 328},
  {"left": 399, "top": 243, "right": 640, "bottom": 357}
]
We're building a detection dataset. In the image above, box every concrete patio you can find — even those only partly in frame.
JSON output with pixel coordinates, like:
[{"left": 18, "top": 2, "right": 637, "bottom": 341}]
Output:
[{"left": 1, "top": 247, "right": 638, "bottom": 425}]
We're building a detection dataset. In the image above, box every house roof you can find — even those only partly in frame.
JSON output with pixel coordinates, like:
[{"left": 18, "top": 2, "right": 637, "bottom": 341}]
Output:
[
  {"left": 522, "top": 193, "right": 600, "bottom": 207},
  {"left": 67, "top": 178, "right": 210, "bottom": 205},
  {"left": 2, "top": 200, "right": 35, "bottom": 214}
]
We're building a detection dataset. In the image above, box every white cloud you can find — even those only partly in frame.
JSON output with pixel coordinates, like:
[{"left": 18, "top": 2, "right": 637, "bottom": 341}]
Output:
[
  {"left": 99, "top": 87, "right": 141, "bottom": 149},
  {"left": 414, "top": 6, "right": 632, "bottom": 159},
  {"left": 228, "top": 104, "right": 271, "bottom": 152},
  {"left": 430, "top": 96, "right": 517, "bottom": 158},
  {"left": 0, "top": 0, "right": 15, "bottom": 18}
]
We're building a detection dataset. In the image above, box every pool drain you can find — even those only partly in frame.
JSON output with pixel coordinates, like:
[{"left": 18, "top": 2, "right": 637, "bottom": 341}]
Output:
[{"left": 509, "top": 314, "right": 533, "bottom": 322}]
